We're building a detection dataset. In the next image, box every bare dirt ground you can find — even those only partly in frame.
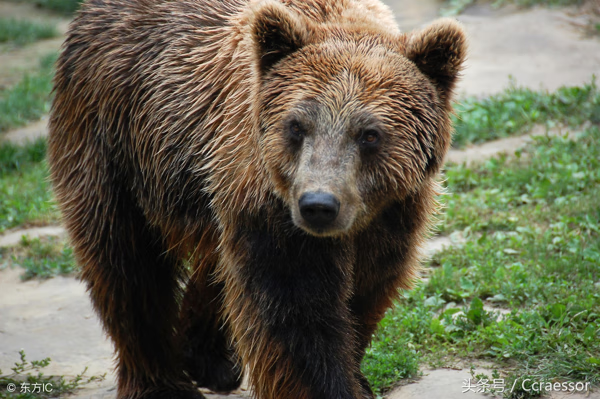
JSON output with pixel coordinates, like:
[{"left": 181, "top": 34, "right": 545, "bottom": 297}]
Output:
[{"left": 1, "top": 0, "right": 600, "bottom": 398}]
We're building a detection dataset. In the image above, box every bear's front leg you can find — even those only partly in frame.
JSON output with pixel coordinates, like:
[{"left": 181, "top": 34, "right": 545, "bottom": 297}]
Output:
[{"left": 218, "top": 224, "right": 365, "bottom": 399}]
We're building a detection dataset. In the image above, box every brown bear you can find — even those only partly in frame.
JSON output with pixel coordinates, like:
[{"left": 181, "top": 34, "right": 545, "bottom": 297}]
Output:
[{"left": 47, "top": 0, "right": 466, "bottom": 398}]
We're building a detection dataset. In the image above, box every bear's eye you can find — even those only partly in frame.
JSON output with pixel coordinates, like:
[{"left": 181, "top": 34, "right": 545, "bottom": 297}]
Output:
[
  {"left": 288, "top": 120, "right": 305, "bottom": 142},
  {"left": 359, "top": 129, "right": 380, "bottom": 147}
]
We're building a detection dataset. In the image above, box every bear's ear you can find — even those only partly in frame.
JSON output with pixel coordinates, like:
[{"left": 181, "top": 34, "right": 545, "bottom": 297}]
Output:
[
  {"left": 404, "top": 19, "right": 467, "bottom": 104},
  {"left": 250, "top": 1, "right": 311, "bottom": 76}
]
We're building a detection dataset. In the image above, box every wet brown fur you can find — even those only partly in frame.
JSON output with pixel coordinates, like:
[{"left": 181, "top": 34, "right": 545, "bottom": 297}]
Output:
[{"left": 48, "top": 0, "right": 466, "bottom": 398}]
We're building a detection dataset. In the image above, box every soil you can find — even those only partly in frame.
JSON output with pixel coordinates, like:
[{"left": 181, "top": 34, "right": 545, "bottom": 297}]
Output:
[{"left": 1, "top": 0, "right": 599, "bottom": 397}]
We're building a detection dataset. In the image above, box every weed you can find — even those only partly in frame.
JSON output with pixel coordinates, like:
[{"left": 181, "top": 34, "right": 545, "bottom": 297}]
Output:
[
  {"left": 0, "top": 18, "right": 57, "bottom": 46},
  {"left": 0, "top": 350, "right": 104, "bottom": 398}
]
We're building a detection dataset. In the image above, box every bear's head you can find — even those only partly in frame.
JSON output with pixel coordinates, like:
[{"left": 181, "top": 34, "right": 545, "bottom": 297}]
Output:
[{"left": 250, "top": 1, "right": 467, "bottom": 237}]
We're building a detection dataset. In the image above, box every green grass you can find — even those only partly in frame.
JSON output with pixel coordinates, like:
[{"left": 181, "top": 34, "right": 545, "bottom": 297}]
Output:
[
  {"left": 452, "top": 80, "right": 600, "bottom": 148},
  {"left": 0, "top": 350, "right": 104, "bottom": 398},
  {"left": 4, "top": 236, "right": 76, "bottom": 280},
  {"left": 0, "top": 18, "right": 57, "bottom": 46},
  {"left": 0, "top": 138, "right": 64, "bottom": 277},
  {"left": 364, "top": 127, "right": 600, "bottom": 397},
  {"left": 0, "top": 138, "right": 46, "bottom": 174},
  {"left": 442, "top": 129, "right": 599, "bottom": 233},
  {"left": 0, "top": 53, "right": 56, "bottom": 133},
  {"left": 0, "top": 139, "right": 58, "bottom": 233}
]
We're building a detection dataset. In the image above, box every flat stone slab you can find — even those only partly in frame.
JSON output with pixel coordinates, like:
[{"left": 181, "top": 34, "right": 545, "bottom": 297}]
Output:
[
  {"left": 0, "top": 266, "right": 250, "bottom": 398},
  {"left": 383, "top": 0, "right": 600, "bottom": 97},
  {"left": 1, "top": 118, "right": 49, "bottom": 145},
  {"left": 388, "top": 369, "right": 599, "bottom": 399},
  {"left": 455, "top": 5, "right": 600, "bottom": 96},
  {"left": 0, "top": 267, "right": 113, "bottom": 379}
]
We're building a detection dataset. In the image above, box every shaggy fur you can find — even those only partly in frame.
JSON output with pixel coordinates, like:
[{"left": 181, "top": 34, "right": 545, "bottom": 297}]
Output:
[{"left": 48, "top": 0, "right": 466, "bottom": 398}]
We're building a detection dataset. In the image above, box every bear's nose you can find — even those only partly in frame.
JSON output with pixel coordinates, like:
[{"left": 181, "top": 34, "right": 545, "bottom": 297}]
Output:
[{"left": 298, "top": 192, "right": 340, "bottom": 228}]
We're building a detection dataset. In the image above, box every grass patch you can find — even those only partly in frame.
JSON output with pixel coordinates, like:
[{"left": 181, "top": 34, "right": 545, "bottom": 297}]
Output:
[
  {"left": 3, "top": 236, "right": 76, "bottom": 280},
  {"left": 0, "top": 53, "right": 56, "bottom": 133},
  {"left": 0, "top": 350, "right": 104, "bottom": 398},
  {"left": 364, "top": 127, "right": 600, "bottom": 396},
  {"left": 0, "top": 138, "right": 46, "bottom": 174},
  {"left": 0, "top": 139, "right": 58, "bottom": 233},
  {"left": 362, "top": 319, "right": 420, "bottom": 394},
  {"left": 0, "top": 139, "right": 64, "bottom": 275},
  {"left": 452, "top": 80, "right": 600, "bottom": 148},
  {"left": 0, "top": 18, "right": 57, "bottom": 46},
  {"left": 26, "top": 0, "right": 83, "bottom": 14},
  {"left": 443, "top": 127, "right": 599, "bottom": 233}
]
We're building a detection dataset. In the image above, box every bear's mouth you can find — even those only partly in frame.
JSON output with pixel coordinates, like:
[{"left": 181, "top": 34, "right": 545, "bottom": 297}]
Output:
[{"left": 294, "top": 221, "right": 346, "bottom": 237}]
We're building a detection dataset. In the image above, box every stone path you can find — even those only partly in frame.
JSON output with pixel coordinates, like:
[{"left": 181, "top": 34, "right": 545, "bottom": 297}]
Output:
[
  {"left": 390, "top": 369, "right": 597, "bottom": 399},
  {"left": 2, "top": 117, "right": 49, "bottom": 145},
  {"left": 0, "top": 225, "right": 65, "bottom": 247},
  {"left": 0, "top": 267, "right": 251, "bottom": 399},
  {"left": 445, "top": 124, "right": 574, "bottom": 166},
  {"left": 453, "top": 3, "right": 600, "bottom": 96},
  {"left": 1, "top": 0, "right": 599, "bottom": 398}
]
